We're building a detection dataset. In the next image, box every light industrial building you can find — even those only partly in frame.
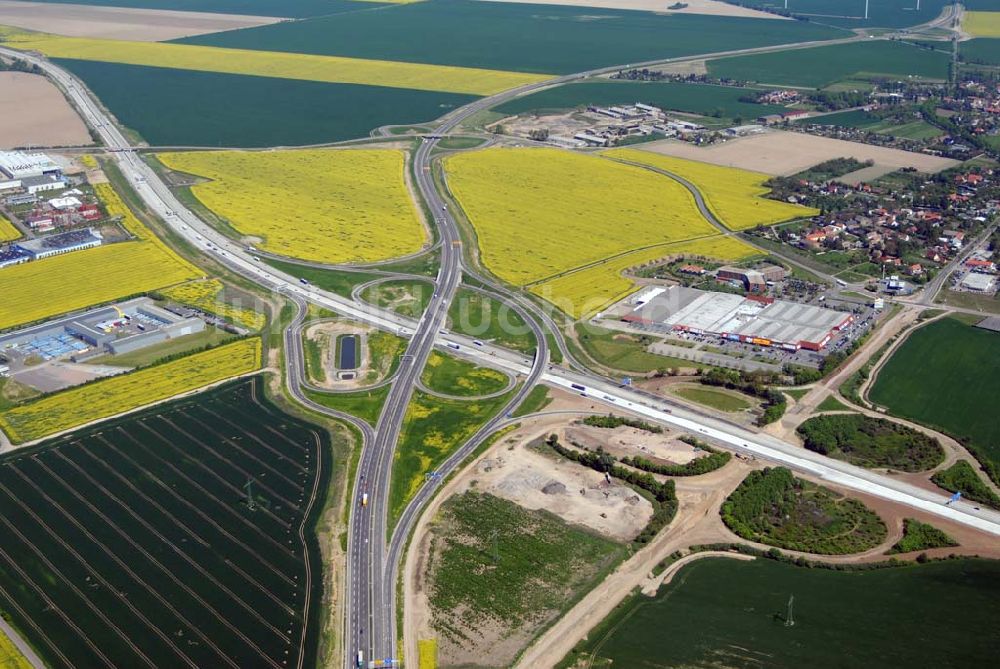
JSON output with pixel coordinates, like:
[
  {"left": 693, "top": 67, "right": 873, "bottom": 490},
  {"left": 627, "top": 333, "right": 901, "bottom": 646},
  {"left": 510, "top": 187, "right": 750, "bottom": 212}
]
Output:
[
  {"left": 0, "top": 151, "right": 60, "bottom": 180},
  {"left": 0, "top": 298, "right": 205, "bottom": 362},
  {"left": 620, "top": 286, "right": 852, "bottom": 351},
  {"left": 17, "top": 228, "right": 102, "bottom": 260},
  {"left": 961, "top": 272, "right": 996, "bottom": 293}
]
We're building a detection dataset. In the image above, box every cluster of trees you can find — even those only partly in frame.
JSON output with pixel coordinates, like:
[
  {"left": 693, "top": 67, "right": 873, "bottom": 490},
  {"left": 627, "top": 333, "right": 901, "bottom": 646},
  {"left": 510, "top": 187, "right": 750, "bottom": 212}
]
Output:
[
  {"left": 582, "top": 414, "right": 663, "bottom": 433},
  {"left": 886, "top": 519, "right": 958, "bottom": 555},
  {"left": 797, "top": 414, "right": 945, "bottom": 472},
  {"left": 545, "top": 436, "right": 677, "bottom": 545},
  {"left": 931, "top": 460, "right": 1000, "bottom": 510},
  {"left": 620, "top": 435, "right": 730, "bottom": 477},
  {"left": 720, "top": 467, "right": 887, "bottom": 555},
  {"left": 0, "top": 57, "right": 42, "bottom": 75},
  {"left": 527, "top": 129, "right": 549, "bottom": 141},
  {"left": 699, "top": 368, "right": 786, "bottom": 426}
]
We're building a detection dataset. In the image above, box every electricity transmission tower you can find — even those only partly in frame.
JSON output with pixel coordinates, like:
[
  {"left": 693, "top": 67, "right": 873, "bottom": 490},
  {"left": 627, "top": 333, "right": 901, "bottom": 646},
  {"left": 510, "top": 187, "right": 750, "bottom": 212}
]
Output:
[{"left": 785, "top": 595, "right": 795, "bottom": 627}]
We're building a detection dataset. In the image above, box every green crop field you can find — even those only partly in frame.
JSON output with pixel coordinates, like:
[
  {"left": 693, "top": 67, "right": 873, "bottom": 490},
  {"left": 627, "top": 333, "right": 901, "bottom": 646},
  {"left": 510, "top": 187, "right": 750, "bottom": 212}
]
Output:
[
  {"left": 0, "top": 377, "right": 333, "bottom": 669},
  {"left": 426, "top": 491, "right": 623, "bottom": 664},
  {"left": 561, "top": 557, "right": 1000, "bottom": 669},
  {"left": 869, "top": 317, "right": 1000, "bottom": 483},
  {"left": 733, "top": 0, "right": 952, "bottom": 29},
  {"left": 802, "top": 110, "right": 941, "bottom": 140},
  {"left": 722, "top": 467, "right": 887, "bottom": 554},
  {"left": 24, "top": 0, "right": 372, "bottom": 17},
  {"left": 797, "top": 414, "right": 944, "bottom": 472},
  {"left": 390, "top": 389, "right": 513, "bottom": 531},
  {"left": 180, "top": 0, "right": 841, "bottom": 74},
  {"left": 494, "top": 80, "right": 785, "bottom": 120},
  {"left": 962, "top": 38, "right": 1000, "bottom": 66},
  {"left": 305, "top": 385, "right": 390, "bottom": 427},
  {"left": 420, "top": 351, "right": 510, "bottom": 397},
  {"left": 53, "top": 59, "right": 475, "bottom": 147},
  {"left": 447, "top": 287, "right": 537, "bottom": 354},
  {"left": 672, "top": 385, "right": 752, "bottom": 412},
  {"left": 709, "top": 40, "right": 950, "bottom": 88}
]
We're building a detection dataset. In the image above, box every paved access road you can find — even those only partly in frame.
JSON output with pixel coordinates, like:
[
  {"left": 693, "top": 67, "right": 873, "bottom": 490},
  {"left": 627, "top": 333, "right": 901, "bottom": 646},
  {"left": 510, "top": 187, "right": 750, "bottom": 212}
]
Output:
[{"left": 7, "top": 20, "right": 1000, "bottom": 669}]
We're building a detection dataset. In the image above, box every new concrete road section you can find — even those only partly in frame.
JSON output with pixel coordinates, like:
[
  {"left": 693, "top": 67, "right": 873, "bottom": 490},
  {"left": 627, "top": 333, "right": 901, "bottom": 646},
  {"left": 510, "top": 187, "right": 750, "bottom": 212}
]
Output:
[{"left": 7, "top": 25, "right": 1000, "bottom": 668}]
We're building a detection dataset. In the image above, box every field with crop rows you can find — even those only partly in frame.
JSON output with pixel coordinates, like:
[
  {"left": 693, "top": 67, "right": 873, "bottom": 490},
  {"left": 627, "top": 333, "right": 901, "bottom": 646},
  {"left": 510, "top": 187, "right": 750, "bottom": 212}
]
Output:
[
  {"left": 160, "top": 279, "right": 265, "bottom": 330},
  {"left": 420, "top": 351, "right": 509, "bottom": 397},
  {"left": 0, "top": 338, "right": 260, "bottom": 443},
  {"left": 563, "top": 557, "right": 1000, "bottom": 669},
  {"left": 707, "top": 40, "right": 950, "bottom": 87},
  {"left": 390, "top": 389, "right": 512, "bottom": 530},
  {"left": 0, "top": 215, "right": 19, "bottom": 242},
  {"left": 181, "top": 0, "right": 841, "bottom": 74},
  {"left": 0, "top": 376, "right": 331, "bottom": 669},
  {"left": 0, "top": 183, "right": 198, "bottom": 331},
  {"left": 532, "top": 235, "right": 758, "bottom": 318},
  {"left": 445, "top": 147, "right": 717, "bottom": 285},
  {"left": 965, "top": 11, "right": 1000, "bottom": 38},
  {"left": 604, "top": 149, "right": 818, "bottom": 230},
  {"left": 159, "top": 149, "right": 426, "bottom": 264},
  {"left": 1, "top": 29, "right": 548, "bottom": 95}
]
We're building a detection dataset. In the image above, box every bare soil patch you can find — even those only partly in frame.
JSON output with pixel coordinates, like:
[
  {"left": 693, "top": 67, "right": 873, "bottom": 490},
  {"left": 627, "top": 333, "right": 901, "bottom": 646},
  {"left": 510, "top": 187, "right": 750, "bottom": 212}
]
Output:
[
  {"left": 566, "top": 423, "right": 707, "bottom": 465},
  {"left": 479, "top": 0, "right": 786, "bottom": 20},
  {"left": 13, "top": 361, "right": 128, "bottom": 393},
  {"left": 461, "top": 437, "right": 653, "bottom": 542},
  {"left": 641, "top": 129, "right": 959, "bottom": 176},
  {"left": 0, "top": 72, "right": 91, "bottom": 149},
  {"left": 0, "top": 0, "right": 282, "bottom": 41}
]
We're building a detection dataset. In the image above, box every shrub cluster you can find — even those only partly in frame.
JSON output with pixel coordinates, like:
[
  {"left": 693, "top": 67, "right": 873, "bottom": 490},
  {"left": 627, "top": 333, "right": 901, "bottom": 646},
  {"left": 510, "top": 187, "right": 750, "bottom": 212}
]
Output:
[
  {"left": 797, "top": 414, "right": 944, "bottom": 472},
  {"left": 582, "top": 414, "right": 663, "bottom": 433},
  {"left": 620, "top": 436, "right": 730, "bottom": 477}
]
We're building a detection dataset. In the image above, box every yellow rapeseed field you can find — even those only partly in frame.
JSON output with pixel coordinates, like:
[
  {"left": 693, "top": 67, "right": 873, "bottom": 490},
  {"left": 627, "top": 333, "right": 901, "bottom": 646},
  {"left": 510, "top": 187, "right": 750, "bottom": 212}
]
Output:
[
  {"left": 603, "top": 148, "right": 818, "bottom": 230},
  {"left": 417, "top": 638, "right": 438, "bottom": 669},
  {"left": 0, "top": 338, "right": 261, "bottom": 443},
  {"left": 964, "top": 12, "right": 1000, "bottom": 38},
  {"left": 0, "top": 631, "right": 31, "bottom": 669},
  {"left": 158, "top": 149, "right": 427, "bottom": 264},
  {"left": 0, "top": 213, "right": 19, "bottom": 242},
  {"left": 445, "top": 147, "right": 720, "bottom": 288},
  {"left": 534, "top": 235, "right": 759, "bottom": 318},
  {"left": 160, "top": 279, "right": 266, "bottom": 330},
  {"left": 0, "top": 30, "right": 550, "bottom": 96},
  {"left": 0, "top": 182, "right": 199, "bottom": 330}
]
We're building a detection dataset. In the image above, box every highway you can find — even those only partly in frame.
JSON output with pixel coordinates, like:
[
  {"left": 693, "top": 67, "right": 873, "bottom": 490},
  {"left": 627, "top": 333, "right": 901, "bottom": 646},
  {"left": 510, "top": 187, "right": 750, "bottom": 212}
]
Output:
[{"left": 6, "top": 23, "right": 1000, "bottom": 668}]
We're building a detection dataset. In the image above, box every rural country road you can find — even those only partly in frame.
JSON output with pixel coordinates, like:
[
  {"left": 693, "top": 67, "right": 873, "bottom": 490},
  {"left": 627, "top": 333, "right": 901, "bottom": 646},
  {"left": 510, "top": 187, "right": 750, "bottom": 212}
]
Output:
[{"left": 4, "top": 14, "right": 1000, "bottom": 668}]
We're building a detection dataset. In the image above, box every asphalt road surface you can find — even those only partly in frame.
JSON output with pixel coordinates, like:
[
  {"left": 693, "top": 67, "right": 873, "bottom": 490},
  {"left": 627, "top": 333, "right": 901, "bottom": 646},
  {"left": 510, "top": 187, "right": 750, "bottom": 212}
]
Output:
[{"left": 6, "top": 22, "right": 1000, "bottom": 669}]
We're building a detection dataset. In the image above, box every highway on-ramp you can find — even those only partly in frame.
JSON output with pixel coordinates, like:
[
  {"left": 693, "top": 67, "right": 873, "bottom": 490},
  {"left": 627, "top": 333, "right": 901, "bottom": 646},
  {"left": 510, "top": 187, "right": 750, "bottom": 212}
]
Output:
[{"left": 6, "top": 25, "right": 1000, "bottom": 669}]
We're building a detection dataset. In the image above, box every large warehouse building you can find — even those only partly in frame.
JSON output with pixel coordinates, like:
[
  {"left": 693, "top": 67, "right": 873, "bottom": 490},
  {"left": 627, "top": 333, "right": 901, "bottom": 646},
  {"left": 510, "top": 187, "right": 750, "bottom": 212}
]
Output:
[{"left": 620, "top": 286, "right": 852, "bottom": 351}]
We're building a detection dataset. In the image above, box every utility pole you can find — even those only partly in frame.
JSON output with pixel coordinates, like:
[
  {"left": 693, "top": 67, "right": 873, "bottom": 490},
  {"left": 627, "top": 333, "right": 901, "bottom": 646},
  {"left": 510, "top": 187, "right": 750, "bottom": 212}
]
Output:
[{"left": 244, "top": 478, "right": 256, "bottom": 512}]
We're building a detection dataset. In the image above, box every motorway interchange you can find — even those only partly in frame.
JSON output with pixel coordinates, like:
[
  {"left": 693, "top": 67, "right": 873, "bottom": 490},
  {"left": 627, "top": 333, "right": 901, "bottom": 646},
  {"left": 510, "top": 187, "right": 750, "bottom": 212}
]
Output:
[{"left": 6, "top": 36, "right": 1000, "bottom": 669}]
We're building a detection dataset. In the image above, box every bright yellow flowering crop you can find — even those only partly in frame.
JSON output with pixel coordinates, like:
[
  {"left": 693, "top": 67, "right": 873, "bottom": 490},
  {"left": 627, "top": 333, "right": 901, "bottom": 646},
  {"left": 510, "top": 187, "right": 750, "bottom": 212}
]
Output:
[
  {"left": 158, "top": 149, "right": 428, "bottom": 264},
  {"left": 159, "top": 279, "right": 265, "bottom": 330},
  {"left": 1, "top": 30, "right": 550, "bottom": 96},
  {"left": 0, "top": 338, "right": 261, "bottom": 443},
  {"left": 604, "top": 149, "right": 818, "bottom": 230}
]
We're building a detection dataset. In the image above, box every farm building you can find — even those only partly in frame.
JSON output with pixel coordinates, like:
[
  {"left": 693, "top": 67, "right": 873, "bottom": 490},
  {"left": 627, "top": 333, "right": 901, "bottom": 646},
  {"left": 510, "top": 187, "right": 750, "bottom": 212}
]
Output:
[{"left": 621, "top": 286, "right": 852, "bottom": 351}]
